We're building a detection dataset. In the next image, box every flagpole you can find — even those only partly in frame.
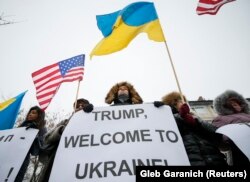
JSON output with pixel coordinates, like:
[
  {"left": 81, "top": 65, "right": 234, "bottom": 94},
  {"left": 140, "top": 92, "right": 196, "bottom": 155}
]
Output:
[
  {"left": 154, "top": 2, "right": 185, "bottom": 103},
  {"left": 163, "top": 41, "right": 185, "bottom": 102},
  {"left": 74, "top": 80, "right": 81, "bottom": 112}
]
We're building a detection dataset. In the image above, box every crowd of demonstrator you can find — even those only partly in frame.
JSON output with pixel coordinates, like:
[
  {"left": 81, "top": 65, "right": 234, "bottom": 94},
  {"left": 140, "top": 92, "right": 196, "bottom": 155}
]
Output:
[{"left": 14, "top": 81, "right": 250, "bottom": 181}]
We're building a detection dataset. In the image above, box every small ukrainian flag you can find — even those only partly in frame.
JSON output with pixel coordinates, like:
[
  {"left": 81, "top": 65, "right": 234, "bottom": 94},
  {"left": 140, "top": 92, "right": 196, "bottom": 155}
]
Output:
[{"left": 0, "top": 91, "right": 26, "bottom": 130}]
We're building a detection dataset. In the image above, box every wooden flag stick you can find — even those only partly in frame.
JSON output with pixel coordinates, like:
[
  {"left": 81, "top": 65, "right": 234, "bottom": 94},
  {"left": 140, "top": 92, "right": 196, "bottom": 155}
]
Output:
[
  {"left": 164, "top": 41, "right": 185, "bottom": 103},
  {"left": 152, "top": 2, "right": 185, "bottom": 103},
  {"left": 74, "top": 80, "right": 81, "bottom": 112}
]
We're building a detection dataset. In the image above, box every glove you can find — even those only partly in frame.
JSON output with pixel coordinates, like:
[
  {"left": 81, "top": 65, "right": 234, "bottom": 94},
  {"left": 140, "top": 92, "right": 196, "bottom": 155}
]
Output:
[
  {"left": 178, "top": 103, "right": 190, "bottom": 117},
  {"left": 83, "top": 104, "right": 94, "bottom": 113},
  {"left": 26, "top": 122, "right": 38, "bottom": 130},
  {"left": 178, "top": 103, "right": 196, "bottom": 126},
  {"left": 59, "top": 126, "right": 65, "bottom": 135},
  {"left": 153, "top": 101, "right": 165, "bottom": 108},
  {"left": 182, "top": 114, "right": 196, "bottom": 126}
]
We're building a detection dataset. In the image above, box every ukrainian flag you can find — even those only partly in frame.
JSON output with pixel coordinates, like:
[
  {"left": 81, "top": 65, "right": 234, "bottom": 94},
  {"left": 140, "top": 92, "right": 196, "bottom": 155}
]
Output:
[
  {"left": 0, "top": 91, "right": 26, "bottom": 130},
  {"left": 90, "top": 2, "right": 166, "bottom": 58}
]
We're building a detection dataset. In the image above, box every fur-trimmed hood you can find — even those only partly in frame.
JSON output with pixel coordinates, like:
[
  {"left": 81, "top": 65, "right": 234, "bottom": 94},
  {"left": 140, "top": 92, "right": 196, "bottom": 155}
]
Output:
[
  {"left": 161, "top": 91, "right": 186, "bottom": 107},
  {"left": 105, "top": 81, "right": 143, "bottom": 105},
  {"left": 213, "top": 90, "right": 250, "bottom": 115}
]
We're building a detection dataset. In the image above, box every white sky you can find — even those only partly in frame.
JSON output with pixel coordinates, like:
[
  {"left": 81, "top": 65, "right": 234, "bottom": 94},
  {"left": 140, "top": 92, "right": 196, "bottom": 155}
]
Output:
[{"left": 1, "top": 0, "right": 250, "bottom": 114}]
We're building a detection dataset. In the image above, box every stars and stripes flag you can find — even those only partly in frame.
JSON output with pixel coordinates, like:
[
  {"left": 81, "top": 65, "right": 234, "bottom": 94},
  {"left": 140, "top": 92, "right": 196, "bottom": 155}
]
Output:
[
  {"left": 32, "top": 54, "right": 85, "bottom": 110},
  {"left": 196, "top": 0, "right": 236, "bottom": 15}
]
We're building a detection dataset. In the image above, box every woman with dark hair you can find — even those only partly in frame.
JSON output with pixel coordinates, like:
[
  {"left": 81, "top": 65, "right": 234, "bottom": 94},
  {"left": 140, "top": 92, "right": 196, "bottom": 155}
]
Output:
[
  {"left": 15, "top": 106, "right": 47, "bottom": 182},
  {"left": 19, "top": 106, "right": 46, "bottom": 130},
  {"left": 212, "top": 90, "right": 250, "bottom": 166}
]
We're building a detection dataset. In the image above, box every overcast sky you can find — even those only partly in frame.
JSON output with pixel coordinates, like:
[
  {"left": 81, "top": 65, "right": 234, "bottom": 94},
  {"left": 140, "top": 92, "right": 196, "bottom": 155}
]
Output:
[{"left": 1, "top": 0, "right": 250, "bottom": 115}]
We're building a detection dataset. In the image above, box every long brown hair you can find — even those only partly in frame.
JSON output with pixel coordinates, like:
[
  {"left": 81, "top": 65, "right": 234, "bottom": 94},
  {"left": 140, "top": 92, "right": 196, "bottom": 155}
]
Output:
[{"left": 25, "top": 106, "right": 46, "bottom": 129}]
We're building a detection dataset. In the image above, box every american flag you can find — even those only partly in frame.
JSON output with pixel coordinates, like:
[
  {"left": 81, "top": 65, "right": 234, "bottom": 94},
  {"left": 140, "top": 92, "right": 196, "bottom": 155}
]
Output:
[
  {"left": 32, "top": 54, "right": 85, "bottom": 110},
  {"left": 196, "top": 0, "right": 235, "bottom": 15}
]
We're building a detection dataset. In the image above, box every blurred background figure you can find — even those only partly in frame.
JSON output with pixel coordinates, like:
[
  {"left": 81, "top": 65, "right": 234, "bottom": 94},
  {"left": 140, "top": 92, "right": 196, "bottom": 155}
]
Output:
[{"left": 212, "top": 90, "right": 250, "bottom": 166}]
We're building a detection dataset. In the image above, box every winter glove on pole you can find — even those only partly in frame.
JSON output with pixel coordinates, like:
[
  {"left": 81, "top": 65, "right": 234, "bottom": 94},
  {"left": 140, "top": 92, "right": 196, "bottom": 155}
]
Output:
[
  {"left": 83, "top": 104, "right": 94, "bottom": 113},
  {"left": 153, "top": 101, "right": 165, "bottom": 108},
  {"left": 178, "top": 103, "right": 196, "bottom": 126}
]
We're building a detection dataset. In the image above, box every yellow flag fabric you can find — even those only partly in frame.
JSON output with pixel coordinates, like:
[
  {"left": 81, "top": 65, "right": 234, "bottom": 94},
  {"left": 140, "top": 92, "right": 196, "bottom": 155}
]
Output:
[
  {"left": 0, "top": 91, "right": 26, "bottom": 130},
  {"left": 90, "top": 2, "right": 165, "bottom": 58}
]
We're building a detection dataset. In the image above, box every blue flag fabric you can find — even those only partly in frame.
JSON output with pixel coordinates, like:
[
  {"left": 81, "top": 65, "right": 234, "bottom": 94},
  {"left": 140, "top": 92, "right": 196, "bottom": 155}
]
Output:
[
  {"left": 0, "top": 91, "right": 26, "bottom": 130},
  {"left": 90, "top": 1, "right": 165, "bottom": 57}
]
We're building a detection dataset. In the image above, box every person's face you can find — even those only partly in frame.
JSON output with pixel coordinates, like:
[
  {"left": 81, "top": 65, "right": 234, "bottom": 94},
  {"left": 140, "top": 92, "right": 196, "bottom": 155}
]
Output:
[
  {"left": 27, "top": 110, "right": 38, "bottom": 121},
  {"left": 118, "top": 86, "right": 129, "bottom": 96},
  {"left": 75, "top": 101, "right": 87, "bottom": 112},
  {"left": 229, "top": 100, "right": 242, "bottom": 113}
]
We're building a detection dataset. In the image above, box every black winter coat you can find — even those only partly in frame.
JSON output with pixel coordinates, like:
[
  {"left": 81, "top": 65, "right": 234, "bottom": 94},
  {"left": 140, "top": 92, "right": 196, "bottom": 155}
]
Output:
[
  {"left": 15, "top": 121, "right": 47, "bottom": 182},
  {"left": 172, "top": 107, "right": 228, "bottom": 166},
  {"left": 19, "top": 121, "right": 47, "bottom": 155}
]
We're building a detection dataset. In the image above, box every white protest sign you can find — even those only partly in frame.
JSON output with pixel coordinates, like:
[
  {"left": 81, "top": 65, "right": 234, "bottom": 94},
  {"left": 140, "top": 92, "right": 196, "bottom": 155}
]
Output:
[
  {"left": 216, "top": 123, "right": 250, "bottom": 160},
  {"left": 0, "top": 127, "right": 38, "bottom": 182},
  {"left": 49, "top": 103, "right": 190, "bottom": 182}
]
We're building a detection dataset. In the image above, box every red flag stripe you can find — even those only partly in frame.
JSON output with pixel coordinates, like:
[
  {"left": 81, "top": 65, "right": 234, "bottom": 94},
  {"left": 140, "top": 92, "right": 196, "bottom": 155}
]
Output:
[
  {"left": 32, "top": 63, "right": 58, "bottom": 79},
  {"left": 33, "top": 69, "right": 60, "bottom": 85},
  {"left": 34, "top": 67, "right": 83, "bottom": 87},
  {"left": 36, "top": 68, "right": 83, "bottom": 92},
  {"left": 32, "top": 55, "right": 85, "bottom": 110},
  {"left": 196, "top": 0, "right": 235, "bottom": 15},
  {"left": 37, "top": 91, "right": 57, "bottom": 102}
]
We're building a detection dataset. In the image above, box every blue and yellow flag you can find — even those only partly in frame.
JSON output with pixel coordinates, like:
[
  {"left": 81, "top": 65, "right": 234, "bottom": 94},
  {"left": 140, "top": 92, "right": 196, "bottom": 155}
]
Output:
[
  {"left": 0, "top": 91, "right": 26, "bottom": 130},
  {"left": 90, "top": 1, "right": 166, "bottom": 58}
]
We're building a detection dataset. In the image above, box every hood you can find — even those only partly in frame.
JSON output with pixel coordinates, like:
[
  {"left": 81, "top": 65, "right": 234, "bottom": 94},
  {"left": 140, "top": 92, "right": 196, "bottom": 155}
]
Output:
[
  {"left": 213, "top": 90, "right": 250, "bottom": 115},
  {"left": 105, "top": 81, "right": 143, "bottom": 105}
]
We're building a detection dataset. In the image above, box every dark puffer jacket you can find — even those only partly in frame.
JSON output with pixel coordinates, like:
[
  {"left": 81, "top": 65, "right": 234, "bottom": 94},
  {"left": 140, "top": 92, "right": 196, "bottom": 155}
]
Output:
[
  {"left": 38, "top": 119, "right": 69, "bottom": 182},
  {"left": 15, "top": 120, "right": 47, "bottom": 182},
  {"left": 172, "top": 107, "right": 228, "bottom": 166},
  {"left": 158, "top": 91, "right": 228, "bottom": 166},
  {"left": 19, "top": 121, "right": 47, "bottom": 155}
]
